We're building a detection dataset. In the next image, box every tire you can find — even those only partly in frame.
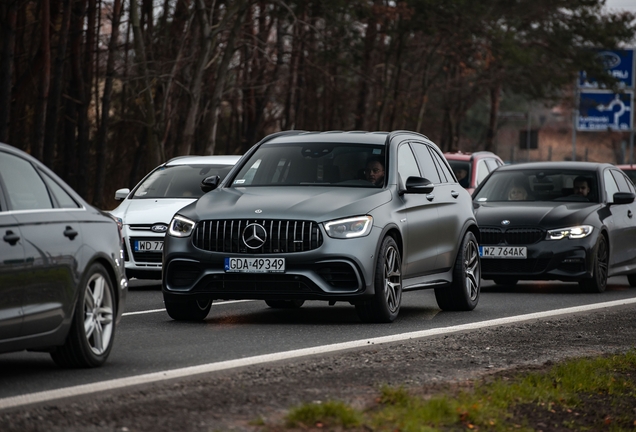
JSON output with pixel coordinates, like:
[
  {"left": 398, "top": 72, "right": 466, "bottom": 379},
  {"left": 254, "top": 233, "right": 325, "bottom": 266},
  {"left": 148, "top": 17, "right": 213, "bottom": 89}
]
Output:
[
  {"left": 493, "top": 277, "right": 518, "bottom": 286},
  {"left": 435, "top": 231, "right": 481, "bottom": 311},
  {"left": 579, "top": 234, "right": 608, "bottom": 293},
  {"left": 265, "top": 299, "right": 305, "bottom": 309},
  {"left": 165, "top": 298, "right": 212, "bottom": 321},
  {"left": 627, "top": 274, "right": 636, "bottom": 288},
  {"left": 51, "top": 263, "right": 116, "bottom": 368},
  {"left": 356, "top": 236, "right": 402, "bottom": 323}
]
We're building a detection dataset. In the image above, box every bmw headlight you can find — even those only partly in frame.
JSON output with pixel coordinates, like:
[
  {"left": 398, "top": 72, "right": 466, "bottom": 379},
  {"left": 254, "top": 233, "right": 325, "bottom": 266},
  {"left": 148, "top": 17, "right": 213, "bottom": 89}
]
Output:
[
  {"left": 324, "top": 216, "right": 373, "bottom": 239},
  {"left": 169, "top": 215, "right": 196, "bottom": 237},
  {"left": 546, "top": 225, "right": 593, "bottom": 240}
]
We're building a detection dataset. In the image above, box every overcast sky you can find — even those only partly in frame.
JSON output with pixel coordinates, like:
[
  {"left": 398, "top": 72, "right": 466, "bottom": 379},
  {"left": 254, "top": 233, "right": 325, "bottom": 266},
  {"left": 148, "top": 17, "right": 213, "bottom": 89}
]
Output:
[{"left": 604, "top": 0, "right": 636, "bottom": 13}]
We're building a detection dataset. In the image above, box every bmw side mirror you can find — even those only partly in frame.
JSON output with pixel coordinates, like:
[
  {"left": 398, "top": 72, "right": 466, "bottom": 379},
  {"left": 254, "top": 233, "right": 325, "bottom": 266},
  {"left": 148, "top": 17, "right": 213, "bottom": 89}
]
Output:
[
  {"left": 114, "top": 188, "right": 130, "bottom": 201},
  {"left": 612, "top": 191, "right": 635, "bottom": 205},
  {"left": 403, "top": 176, "right": 434, "bottom": 195},
  {"left": 201, "top": 175, "right": 221, "bottom": 193}
]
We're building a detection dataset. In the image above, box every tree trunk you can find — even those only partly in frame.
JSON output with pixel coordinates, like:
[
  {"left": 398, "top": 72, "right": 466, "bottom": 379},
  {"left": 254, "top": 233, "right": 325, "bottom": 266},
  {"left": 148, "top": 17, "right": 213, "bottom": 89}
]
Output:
[
  {"left": 130, "top": 0, "right": 162, "bottom": 167},
  {"left": 93, "top": 0, "right": 122, "bottom": 208},
  {"left": 484, "top": 82, "right": 501, "bottom": 153},
  {"left": 354, "top": 1, "right": 380, "bottom": 130},
  {"left": 43, "top": 0, "right": 72, "bottom": 169},
  {"left": 33, "top": 0, "right": 51, "bottom": 161},
  {"left": 0, "top": 0, "right": 18, "bottom": 143}
]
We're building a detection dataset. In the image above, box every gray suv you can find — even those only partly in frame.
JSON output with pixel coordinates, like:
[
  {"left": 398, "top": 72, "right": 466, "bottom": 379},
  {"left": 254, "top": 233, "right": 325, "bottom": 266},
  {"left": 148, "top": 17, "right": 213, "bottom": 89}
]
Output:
[{"left": 162, "top": 131, "right": 481, "bottom": 323}]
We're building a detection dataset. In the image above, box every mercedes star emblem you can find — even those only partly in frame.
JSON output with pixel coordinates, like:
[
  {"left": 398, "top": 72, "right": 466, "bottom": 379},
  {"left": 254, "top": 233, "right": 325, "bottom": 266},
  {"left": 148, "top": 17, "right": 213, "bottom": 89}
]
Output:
[{"left": 242, "top": 223, "right": 267, "bottom": 249}]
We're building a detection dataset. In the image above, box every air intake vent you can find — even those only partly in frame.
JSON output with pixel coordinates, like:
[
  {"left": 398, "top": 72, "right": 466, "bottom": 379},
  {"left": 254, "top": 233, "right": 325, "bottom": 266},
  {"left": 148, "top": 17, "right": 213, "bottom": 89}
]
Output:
[{"left": 192, "top": 219, "right": 323, "bottom": 254}]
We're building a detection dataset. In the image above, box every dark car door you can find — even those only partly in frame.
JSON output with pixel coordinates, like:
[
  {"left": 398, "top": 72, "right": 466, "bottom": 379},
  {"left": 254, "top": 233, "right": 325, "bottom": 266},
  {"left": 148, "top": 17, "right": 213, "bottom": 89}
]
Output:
[
  {"left": 397, "top": 143, "right": 444, "bottom": 276},
  {"left": 0, "top": 210, "right": 25, "bottom": 340},
  {"left": 0, "top": 151, "right": 83, "bottom": 337},
  {"left": 605, "top": 168, "right": 636, "bottom": 271}
]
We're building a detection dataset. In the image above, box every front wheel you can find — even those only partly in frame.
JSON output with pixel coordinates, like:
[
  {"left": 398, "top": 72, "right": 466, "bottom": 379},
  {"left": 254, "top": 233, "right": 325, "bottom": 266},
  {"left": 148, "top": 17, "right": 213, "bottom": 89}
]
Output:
[
  {"left": 435, "top": 231, "right": 481, "bottom": 311},
  {"left": 165, "top": 298, "right": 212, "bottom": 321},
  {"left": 51, "top": 263, "right": 116, "bottom": 368},
  {"left": 356, "top": 236, "right": 402, "bottom": 323},
  {"left": 579, "top": 235, "right": 608, "bottom": 293}
]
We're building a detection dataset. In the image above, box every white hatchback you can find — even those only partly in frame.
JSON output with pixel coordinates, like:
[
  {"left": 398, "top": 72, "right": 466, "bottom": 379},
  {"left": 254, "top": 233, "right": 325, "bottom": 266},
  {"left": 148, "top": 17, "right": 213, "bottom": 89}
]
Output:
[{"left": 110, "top": 155, "right": 241, "bottom": 280}]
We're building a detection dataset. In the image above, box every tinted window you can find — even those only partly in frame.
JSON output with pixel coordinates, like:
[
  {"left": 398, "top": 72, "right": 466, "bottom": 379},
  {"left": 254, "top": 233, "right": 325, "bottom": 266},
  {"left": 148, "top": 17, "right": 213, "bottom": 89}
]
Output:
[
  {"left": 431, "top": 150, "right": 453, "bottom": 183},
  {"left": 397, "top": 144, "right": 420, "bottom": 184},
  {"left": 133, "top": 164, "right": 236, "bottom": 198},
  {"left": 42, "top": 172, "right": 80, "bottom": 208},
  {"left": 231, "top": 143, "right": 385, "bottom": 187},
  {"left": 610, "top": 169, "right": 631, "bottom": 193},
  {"left": 410, "top": 143, "right": 440, "bottom": 184},
  {"left": 475, "top": 169, "right": 599, "bottom": 203},
  {"left": 0, "top": 151, "right": 52, "bottom": 210},
  {"left": 604, "top": 170, "right": 620, "bottom": 200}
]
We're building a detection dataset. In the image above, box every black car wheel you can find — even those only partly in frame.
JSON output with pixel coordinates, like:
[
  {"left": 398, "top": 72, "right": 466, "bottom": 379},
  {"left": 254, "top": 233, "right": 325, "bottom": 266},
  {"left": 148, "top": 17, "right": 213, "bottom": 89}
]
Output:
[
  {"left": 165, "top": 298, "right": 212, "bottom": 321},
  {"left": 356, "top": 236, "right": 402, "bottom": 323},
  {"left": 51, "top": 263, "right": 116, "bottom": 368},
  {"left": 579, "top": 234, "right": 608, "bottom": 293},
  {"left": 434, "top": 231, "right": 480, "bottom": 311},
  {"left": 493, "top": 277, "right": 518, "bottom": 286},
  {"left": 627, "top": 274, "right": 636, "bottom": 288},
  {"left": 265, "top": 299, "right": 305, "bottom": 309}
]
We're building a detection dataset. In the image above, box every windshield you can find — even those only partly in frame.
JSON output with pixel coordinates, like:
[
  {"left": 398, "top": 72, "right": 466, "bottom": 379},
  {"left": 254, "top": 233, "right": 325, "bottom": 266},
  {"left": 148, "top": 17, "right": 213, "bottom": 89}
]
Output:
[
  {"left": 473, "top": 169, "right": 600, "bottom": 203},
  {"left": 230, "top": 142, "right": 386, "bottom": 187},
  {"left": 133, "top": 164, "right": 235, "bottom": 199}
]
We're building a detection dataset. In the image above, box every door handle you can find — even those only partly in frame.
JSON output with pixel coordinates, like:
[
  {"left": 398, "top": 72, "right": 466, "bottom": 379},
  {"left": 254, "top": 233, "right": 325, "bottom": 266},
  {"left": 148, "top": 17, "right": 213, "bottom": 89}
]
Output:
[
  {"left": 3, "top": 230, "right": 20, "bottom": 246},
  {"left": 628, "top": 210, "right": 633, "bottom": 218},
  {"left": 451, "top": 190, "right": 459, "bottom": 198},
  {"left": 64, "top": 226, "right": 78, "bottom": 240},
  {"left": 426, "top": 193, "right": 435, "bottom": 201}
]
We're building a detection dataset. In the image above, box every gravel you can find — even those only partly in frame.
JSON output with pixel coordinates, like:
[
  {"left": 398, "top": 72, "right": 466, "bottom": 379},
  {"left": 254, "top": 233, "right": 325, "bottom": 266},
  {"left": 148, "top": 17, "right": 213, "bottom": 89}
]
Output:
[{"left": 1, "top": 303, "right": 635, "bottom": 431}]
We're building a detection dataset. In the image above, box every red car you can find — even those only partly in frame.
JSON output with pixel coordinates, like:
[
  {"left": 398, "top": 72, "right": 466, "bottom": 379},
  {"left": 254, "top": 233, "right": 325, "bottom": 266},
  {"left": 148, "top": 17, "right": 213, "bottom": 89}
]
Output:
[
  {"left": 617, "top": 164, "right": 636, "bottom": 185},
  {"left": 444, "top": 151, "right": 505, "bottom": 194}
]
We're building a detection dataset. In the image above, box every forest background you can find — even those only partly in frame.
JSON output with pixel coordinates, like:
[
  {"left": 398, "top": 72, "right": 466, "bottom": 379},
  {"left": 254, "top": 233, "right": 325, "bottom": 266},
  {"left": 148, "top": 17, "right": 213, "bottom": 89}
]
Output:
[{"left": 0, "top": 0, "right": 635, "bottom": 209}]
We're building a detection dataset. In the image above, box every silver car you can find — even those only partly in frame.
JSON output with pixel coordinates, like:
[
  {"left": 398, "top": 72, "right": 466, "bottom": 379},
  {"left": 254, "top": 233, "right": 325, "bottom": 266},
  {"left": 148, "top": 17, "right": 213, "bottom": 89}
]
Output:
[
  {"left": 162, "top": 131, "right": 481, "bottom": 323},
  {"left": 111, "top": 155, "right": 241, "bottom": 280}
]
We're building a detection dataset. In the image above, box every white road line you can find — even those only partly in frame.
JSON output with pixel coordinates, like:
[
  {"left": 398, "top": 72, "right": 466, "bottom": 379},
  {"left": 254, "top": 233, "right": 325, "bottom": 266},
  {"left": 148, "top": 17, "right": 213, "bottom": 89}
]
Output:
[
  {"left": 2, "top": 297, "right": 636, "bottom": 411},
  {"left": 122, "top": 300, "right": 254, "bottom": 316}
]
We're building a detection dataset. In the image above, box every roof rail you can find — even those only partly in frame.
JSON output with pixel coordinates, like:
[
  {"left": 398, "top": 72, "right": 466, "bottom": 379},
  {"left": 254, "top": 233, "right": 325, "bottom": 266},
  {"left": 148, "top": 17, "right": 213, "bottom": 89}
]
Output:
[
  {"left": 388, "top": 130, "right": 430, "bottom": 141},
  {"left": 259, "top": 130, "right": 309, "bottom": 144}
]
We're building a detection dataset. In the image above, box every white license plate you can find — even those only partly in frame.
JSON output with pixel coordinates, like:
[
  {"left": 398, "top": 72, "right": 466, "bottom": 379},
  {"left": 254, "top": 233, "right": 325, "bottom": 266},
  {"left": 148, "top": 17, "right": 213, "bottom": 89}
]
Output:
[
  {"left": 479, "top": 246, "right": 527, "bottom": 259},
  {"left": 134, "top": 240, "right": 164, "bottom": 252},
  {"left": 225, "top": 257, "right": 285, "bottom": 273}
]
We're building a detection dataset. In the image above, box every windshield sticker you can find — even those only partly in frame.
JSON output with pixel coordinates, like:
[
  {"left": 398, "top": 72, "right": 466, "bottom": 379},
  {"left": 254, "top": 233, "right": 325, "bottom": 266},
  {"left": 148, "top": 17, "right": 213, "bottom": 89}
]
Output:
[{"left": 234, "top": 179, "right": 246, "bottom": 184}]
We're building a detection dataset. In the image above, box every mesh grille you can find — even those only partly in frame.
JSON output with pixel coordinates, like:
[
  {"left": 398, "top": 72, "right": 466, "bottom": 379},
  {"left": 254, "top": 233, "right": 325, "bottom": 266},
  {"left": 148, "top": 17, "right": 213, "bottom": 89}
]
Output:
[
  {"left": 481, "top": 258, "right": 551, "bottom": 274},
  {"left": 192, "top": 219, "right": 323, "bottom": 253},
  {"left": 479, "top": 227, "right": 544, "bottom": 245}
]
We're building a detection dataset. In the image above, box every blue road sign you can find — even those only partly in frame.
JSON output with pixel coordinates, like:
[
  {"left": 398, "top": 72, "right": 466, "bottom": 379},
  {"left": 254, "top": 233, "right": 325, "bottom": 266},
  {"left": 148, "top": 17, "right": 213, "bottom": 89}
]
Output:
[
  {"left": 577, "top": 91, "right": 633, "bottom": 131},
  {"left": 579, "top": 49, "right": 635, "bottom": 89}
]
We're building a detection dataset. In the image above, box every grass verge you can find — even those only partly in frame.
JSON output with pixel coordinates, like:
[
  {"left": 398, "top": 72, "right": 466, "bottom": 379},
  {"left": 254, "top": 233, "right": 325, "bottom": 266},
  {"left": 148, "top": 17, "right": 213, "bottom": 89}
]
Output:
[{"left": 278, "top": 349, "right": 636, "bottom": 431}]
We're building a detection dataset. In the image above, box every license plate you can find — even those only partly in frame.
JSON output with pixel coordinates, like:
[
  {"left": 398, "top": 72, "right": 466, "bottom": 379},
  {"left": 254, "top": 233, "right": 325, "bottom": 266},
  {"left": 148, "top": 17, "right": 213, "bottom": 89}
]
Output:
[
  {"left": 134, "top": 240, "right": 163, "bottom": 252},
  {"left": 224, "top": 257, "right": 285, "bottom": 273},
  {"left": 479, "top": 246, "right": 527, "bottom": 259}
]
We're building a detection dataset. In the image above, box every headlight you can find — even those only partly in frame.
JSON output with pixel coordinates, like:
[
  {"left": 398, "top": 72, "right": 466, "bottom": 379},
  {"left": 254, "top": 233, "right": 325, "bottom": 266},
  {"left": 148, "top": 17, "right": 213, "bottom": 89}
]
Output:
[
  {"left": 546, "top": 225, "right": 593, "bottom": 240},
  {"left": 169, "top": 215, "right": 196, "bottom": 237},
  {"left": 324, "top": 216, "right": 373, "bottom": 239}
]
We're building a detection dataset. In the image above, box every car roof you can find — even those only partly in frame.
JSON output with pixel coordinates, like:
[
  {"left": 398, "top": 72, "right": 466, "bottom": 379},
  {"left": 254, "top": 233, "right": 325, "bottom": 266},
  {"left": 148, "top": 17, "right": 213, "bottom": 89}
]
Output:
[
  {"left": 262, "top": 130, "right": 429, "bottom": 145},
  {"left": 164, "top": 155, "right": 242, "bottom": 166},
  {"left": 495, "top": 161, "right": 613, "bottom": 172}
]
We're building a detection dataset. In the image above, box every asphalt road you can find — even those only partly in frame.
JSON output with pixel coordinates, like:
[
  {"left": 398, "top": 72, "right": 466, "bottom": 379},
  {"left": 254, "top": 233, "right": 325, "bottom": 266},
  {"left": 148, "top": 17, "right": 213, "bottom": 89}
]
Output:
[{"left": 1, "top": 277, "right": 635, "bottom": 405}]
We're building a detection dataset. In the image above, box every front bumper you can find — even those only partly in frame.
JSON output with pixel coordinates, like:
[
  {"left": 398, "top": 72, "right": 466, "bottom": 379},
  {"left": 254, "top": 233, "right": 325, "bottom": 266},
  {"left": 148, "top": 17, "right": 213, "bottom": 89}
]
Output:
[
  {"left": 122, "top": 227, "right": 165, "bottom": 279},
  {"left": 162, "top": 227, "right": 384, "bottom": 302},
  {"left": 480, "top": 235, "right": 597, "bottom": 281}
]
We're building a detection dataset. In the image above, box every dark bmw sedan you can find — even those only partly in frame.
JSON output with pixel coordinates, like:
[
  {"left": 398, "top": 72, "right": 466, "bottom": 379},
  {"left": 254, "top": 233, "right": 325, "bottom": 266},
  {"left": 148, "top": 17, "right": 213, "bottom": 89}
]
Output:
[
  {"left": 0, "top": 143, "right": 127, "bottom": 367},
  {"left": 473, "top": 161, "right": 636, "bottom": 292},
  {"left": 162, "top": 130, "right": 481, "bottom": 323}
]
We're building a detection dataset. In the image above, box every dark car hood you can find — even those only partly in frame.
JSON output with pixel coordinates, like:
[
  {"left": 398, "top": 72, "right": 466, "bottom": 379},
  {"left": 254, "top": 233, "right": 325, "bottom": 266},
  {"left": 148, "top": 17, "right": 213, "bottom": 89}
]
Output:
[
  {"left": 184, "top": 186, "right": 392, "bottom": 222},
  {"left": 474, "top": 201, "right": 601, "bottom": 228}
]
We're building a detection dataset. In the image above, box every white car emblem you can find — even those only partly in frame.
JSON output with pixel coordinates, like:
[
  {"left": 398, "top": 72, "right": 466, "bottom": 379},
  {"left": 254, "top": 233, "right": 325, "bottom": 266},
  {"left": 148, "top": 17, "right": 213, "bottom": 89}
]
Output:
[
  {"left": 255, "top": 209, "right": 263, "bottom": 214},
  {"left": 501, "top": 220, "right": 511, "bottom": 226}
]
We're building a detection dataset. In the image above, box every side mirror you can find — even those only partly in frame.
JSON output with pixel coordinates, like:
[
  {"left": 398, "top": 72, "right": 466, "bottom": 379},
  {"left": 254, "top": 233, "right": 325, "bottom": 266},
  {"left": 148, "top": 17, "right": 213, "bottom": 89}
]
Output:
[
  {"left": 114, "top": 188, "right": 130, "bottom": 201},
  {"left": 402, "top": 176, "right": 434, "bottom": 195},
  {"left": 201, "top": 175, "right": 221, "bottom": 193},
  {"left": 612, "top": 191, "right": 635, "bottom": 205}
]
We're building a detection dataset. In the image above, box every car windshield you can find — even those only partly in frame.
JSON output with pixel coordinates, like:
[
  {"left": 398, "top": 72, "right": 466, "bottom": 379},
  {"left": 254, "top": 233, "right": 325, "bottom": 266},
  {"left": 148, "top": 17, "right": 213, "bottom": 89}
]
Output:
[
  {"left": 230, "top": 142, "right": 386, "bottom": 187},
  {"left": 132, "top": 164, "right": 235, "bottom": 199},
  {"left": 473, "top": 169, "right": 600, "bottom": 203}
]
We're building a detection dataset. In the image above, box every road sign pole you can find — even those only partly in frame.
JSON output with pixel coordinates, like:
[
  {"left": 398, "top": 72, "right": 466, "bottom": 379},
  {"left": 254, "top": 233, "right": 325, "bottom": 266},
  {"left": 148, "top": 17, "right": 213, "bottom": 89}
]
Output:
[{"left": 572, "top": 82, "right": 578, "bottom": 161}]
